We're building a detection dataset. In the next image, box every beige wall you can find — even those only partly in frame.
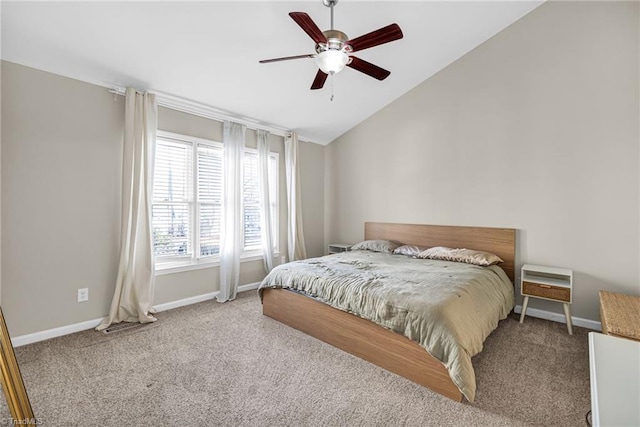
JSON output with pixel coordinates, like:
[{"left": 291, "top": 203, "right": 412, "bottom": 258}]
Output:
[
  {"left": 1, "top": 61, "right": 325, "bottom": 336},
  {"left": 326, "top": 1, "right": 640, "bottom": 322},
  {"left": 299, "top": 140, "right": 325, "bottom": 258},
  {"left": 1, "top": 61, "right": 124, "bottom": 336}
]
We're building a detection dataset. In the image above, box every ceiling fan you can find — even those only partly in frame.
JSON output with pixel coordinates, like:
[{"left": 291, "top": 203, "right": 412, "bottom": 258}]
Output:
[{"left": 259, "top": 0, "right": 403, "bottom": 91}]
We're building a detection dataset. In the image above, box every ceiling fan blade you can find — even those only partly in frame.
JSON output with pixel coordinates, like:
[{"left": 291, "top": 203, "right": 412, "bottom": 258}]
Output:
[
  {"left": 347, "top": 56, "right": 391, "bottom": 81},
  {"left": 310, "top": 69, "right": 328, "bottom": 90},
  {"left": 259, "top": 54, "right": 315, "bottom": 64},
  {"left": 289, "top": 12, "right": 328, "bottom": 45},
  {"left": 347, "top": 23, "right": 403, "bottom": 53}
]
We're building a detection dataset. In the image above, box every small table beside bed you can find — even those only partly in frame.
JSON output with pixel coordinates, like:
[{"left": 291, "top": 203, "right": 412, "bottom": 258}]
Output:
[{"left": 258, "top": 222, "right": 516, "bottom": 402}]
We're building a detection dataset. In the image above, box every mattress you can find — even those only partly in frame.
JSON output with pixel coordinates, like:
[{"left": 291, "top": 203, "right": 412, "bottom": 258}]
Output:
[{"left": 258, "top": 250, "right": 514, "bottom": 401}]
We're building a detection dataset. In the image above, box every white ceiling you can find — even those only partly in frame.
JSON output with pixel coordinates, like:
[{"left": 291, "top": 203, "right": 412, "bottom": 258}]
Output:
[{"left": 1, "top": 1, "right": 542, "bottom": 145}]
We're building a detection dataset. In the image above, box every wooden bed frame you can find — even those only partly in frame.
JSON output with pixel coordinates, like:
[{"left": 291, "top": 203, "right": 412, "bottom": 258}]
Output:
[{"left": 262, "top": 222, "right": 516, "bottom": 402}]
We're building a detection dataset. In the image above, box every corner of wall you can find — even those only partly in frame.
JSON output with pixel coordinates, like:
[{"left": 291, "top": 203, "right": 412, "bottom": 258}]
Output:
[{"left": 323, "top": 143, "right": 329, "bottom": 253}]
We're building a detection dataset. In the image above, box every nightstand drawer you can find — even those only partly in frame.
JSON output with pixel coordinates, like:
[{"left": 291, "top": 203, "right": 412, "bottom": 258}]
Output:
[{"left": 522, "top": 281, "right": 570, "bottom": 302}]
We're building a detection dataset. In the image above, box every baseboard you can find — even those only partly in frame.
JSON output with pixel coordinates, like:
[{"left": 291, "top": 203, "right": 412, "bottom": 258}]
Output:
[
  {"left": 153, "top": 292, "right": 219, "bottom": 312},
  {"left": 12, "top": 282, "right": 262, "bottom": 347},
  {"left": 237, "top": 281, "right": 261, "bottom": 293},
  {"left": 514, "top": 305, "right": 602, "bottom": 331},
  {"left": 153, "top": 282, "right": 260, "bottom": 312},
  {"left": 12, "top": 317, "right": 104, "bottom": 347}
]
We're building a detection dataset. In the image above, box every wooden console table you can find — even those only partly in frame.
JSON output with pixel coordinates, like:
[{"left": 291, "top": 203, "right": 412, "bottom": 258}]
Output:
[{"left": 599, "top": 290, "right": 640, "bottom": 341}]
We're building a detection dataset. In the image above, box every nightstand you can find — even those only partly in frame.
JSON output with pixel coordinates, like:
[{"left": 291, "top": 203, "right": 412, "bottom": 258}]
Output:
[
  {"left": 328, "top": 243, "right": 352, "bottom": 254},
  {"left": 519, "top": 264, "right": 573, "bottom": 334}
]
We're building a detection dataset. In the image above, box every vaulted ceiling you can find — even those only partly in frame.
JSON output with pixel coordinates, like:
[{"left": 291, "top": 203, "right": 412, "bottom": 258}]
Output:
[{"left": 1, "top": 1, "right": 543, "bottom": 144}]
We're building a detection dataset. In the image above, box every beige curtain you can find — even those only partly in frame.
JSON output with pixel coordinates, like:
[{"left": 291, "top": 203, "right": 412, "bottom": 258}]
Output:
[
  {"left": 217, "top": 121, "right": 246, "bottom": 302},
  {"left": 97, "top": 88, "right": 157, "bottom": 330},
  {"left": 284, "top": 133, "right": 307, "bottom": 261},
  {"left": 257, "top": 129, "right": 275, "bottom": 272}
]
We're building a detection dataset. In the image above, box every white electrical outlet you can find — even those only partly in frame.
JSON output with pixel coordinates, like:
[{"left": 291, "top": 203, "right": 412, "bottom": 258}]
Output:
[
  {"left": 281, "top": 256, "right": 286, "bottom": 264},
  {"left": 77, "top": 288, "right": 89, "bottom": 302}
]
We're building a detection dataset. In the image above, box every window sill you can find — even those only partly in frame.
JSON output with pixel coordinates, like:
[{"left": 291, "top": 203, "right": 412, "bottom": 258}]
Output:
[{"left": 155, "top": 252, "right": 280, "bottom": 276}]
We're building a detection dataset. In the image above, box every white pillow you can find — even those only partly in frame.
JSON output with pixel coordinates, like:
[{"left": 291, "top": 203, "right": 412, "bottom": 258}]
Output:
[
  {"left": 350, "top": 239, "right": 402, "bottom": 254},
  {"left": 416, "top": 246, "right": 503, "bottom": 266},
  {"left": 393, "top": 245, "right": 427, "bottom": 257}
]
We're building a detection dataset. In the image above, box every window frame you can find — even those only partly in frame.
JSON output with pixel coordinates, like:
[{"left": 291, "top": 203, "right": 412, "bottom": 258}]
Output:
[{"left": 153, "top": 130, "right": 280, "bottom": 275}]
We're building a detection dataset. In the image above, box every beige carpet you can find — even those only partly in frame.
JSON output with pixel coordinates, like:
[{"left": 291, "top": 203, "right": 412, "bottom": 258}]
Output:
[{"left": 2, "top": 291, "right": 591, "bottom": 426}]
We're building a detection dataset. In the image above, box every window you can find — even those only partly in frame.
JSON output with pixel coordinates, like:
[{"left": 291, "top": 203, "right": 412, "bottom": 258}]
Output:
[
  {"left": 152, "top": 131, "right": 278, "bottom": 271},
  {"left": 153, "top": 138, "right": 193, "bottom": 258},
  {"left": 197, "top": 144, "right": 223, "bottom": 257},
  {"left": 242, "top": 152, "right": 277, "bottom": 251}
]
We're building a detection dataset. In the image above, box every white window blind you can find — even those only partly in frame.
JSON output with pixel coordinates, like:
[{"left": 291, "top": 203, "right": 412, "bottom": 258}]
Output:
[
  {"left": 197, "top": 144, "right": 223, "bottom": 257},
  {"left": 152, "top": 132, "right": 279, "bottom": 270},
  {"left": 152, "top": 139, "right": 193, "bottom": 257},
  {"left": 243, "top": 152, "right": 278, "bottom": 251}
]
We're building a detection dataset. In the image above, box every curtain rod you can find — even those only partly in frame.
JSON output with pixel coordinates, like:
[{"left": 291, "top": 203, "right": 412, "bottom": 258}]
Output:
[{"left": 109, "top": 87, "right": 304, "bottom": 141}]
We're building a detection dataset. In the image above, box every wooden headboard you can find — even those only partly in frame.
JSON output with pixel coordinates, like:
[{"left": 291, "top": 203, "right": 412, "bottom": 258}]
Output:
[{"left": 365, "top": 222, "right": 516, "bottom": 283}]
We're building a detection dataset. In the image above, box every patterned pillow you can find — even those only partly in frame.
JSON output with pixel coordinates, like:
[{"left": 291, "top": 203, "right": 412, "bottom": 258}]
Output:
[
  {"left": 350, "top": 239, "right": 402, "bottom": 254},
  {"left": 393, "top": 245, "right": 427, "bottom": 257},
  {"left": 416, "top": 246, "right": 503, "bottom": 266}
]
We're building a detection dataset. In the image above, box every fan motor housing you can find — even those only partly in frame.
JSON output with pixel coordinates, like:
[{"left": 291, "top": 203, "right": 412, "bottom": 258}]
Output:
[{"left": 317, "top": 29, "right": 351, "bottom": 53}]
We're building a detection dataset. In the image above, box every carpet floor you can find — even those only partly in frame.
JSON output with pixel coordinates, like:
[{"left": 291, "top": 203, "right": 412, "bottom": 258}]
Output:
[{"left": 2, "top": 291, "right": 591, "bottom": 426}]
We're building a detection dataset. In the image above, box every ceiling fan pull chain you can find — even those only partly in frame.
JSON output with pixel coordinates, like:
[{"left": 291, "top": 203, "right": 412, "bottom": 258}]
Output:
[{"left": 330, "top": 73, "right": 335, "bottom": 101}]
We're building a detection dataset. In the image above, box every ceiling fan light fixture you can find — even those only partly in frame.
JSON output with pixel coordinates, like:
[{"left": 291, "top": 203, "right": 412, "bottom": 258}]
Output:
[{"left": 315, "top": 49, "right": 349, "bottom": 75}]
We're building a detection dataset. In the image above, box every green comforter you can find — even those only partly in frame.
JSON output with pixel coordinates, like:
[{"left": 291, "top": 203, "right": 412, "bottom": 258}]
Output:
[{"left": 258, "top": 250, "right": 515, "bottom": 402}]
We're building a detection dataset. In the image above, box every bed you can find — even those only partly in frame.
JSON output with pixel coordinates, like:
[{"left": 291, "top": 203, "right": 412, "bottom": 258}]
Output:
[{"left": 259, "top": 222, "right": 516, "bottom": 402}]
